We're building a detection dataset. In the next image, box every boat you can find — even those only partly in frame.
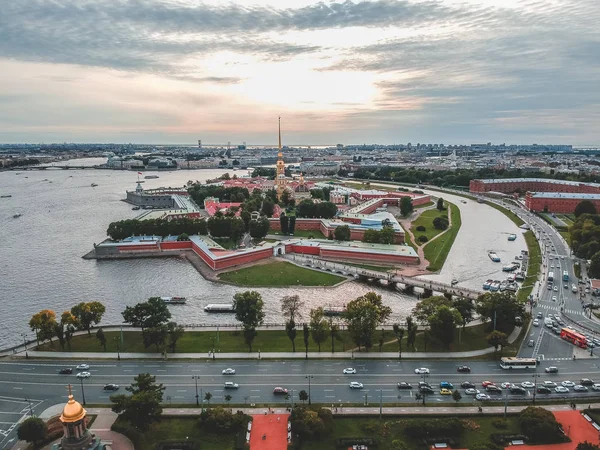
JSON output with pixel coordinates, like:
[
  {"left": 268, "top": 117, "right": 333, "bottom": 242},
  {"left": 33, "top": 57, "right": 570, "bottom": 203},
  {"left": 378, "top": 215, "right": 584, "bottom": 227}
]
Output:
[
  {"left": 489, "top": 281, "right": 500, "bottom": 292},
  {"left": 204, "top": 303, "right": 235, "bottom": 313},
  {"left": 508, "top": 234, "right": 517, "bottom": 241},
  {"left": 0, "top": 195, "right": 12, "bottom": 198},
  {"left": 499, "top": 281, "right": 508, "bottom": 291},
  {"left": 483, "top": 279, "right": 493, "bottom": 290},
  {"left": 91, "top": 183, "right": 98, "bottom": 187},
  {"left": 13, "top": 213, "right": 22, "bottom": 219},
  {"left": 132, "top": 206, "right": 140, "bottom": 210},
  {"left": 160, "top": 296, "right": 187, "bottom": 305},
  {"left": 145, "top": 175, "right": 159, "bottom": 179},
  {"left": 323, "top": 306, "right": 346, "bottom": 317},
  {"left": 488, "top": 251, "right": 501, "bottom": 262},
  {"left": 515, "top": 272, "right": 525, "bottom": 281},
  {"left": 502, "top": 264, "right": 518, "bottom": 272}
]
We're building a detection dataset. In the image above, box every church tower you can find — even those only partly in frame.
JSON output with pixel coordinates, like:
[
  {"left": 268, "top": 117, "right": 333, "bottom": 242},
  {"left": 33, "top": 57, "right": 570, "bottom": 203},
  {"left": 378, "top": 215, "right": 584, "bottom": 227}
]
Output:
[{"left": 275, "top": 117, "right": 286, "bottom": 201}]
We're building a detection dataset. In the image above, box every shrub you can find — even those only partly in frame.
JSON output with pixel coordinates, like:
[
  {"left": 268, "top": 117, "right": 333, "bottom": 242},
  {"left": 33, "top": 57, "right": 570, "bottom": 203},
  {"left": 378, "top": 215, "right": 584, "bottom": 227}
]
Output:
[
  {"left": 418, "top": 235, "right": 429, "bottom": 243},
  {"left": 198, "top": 407, "right": 250, "bottom": 433},
  {"left": 361, "top": 421, "right": 380, "bottom": 434},
  {"left": 519, "top": 406, "right": 564, "bottom": 444},
  {"left": 416, "top": 225, "right": 426, "bottom": 231},
  {"left": 433, "top": 216, "right": 449, "bottom": 230},
  {"left": 404, "top": 418, "right": 464, "bottom": 439},
  {"left": 492, "top": 418, "right": 509, "bottom": 429}
]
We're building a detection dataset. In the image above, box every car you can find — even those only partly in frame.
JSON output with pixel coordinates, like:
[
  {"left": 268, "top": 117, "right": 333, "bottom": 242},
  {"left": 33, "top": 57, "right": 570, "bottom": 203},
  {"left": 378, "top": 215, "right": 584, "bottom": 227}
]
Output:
[
  {"left": 555, "top": 386, "right": 569, "bottom": 393},
  {"left": 580, "top": 378, "right": 594, "bottom": 386},
  {"left": 486, "top": 385, "right": 502, "bottom": 393},
  {"left": 76, "top": 364, "right": 90, "bottom": 370},
  {"left": 440, "top": 388, "right": 452, "bottom": 395},
  {"left": 557, "top": 319, "right": 565, "bottom": 326},
  {"left": 537, "top": 386, "right": 552, "bottom": 394},
  {"left": 547, "top": 284, "right": 553, "bottom": 290},
  {"left": 564, "top": 284, "right": 568, "bottom": 289},
  {"left": 510, "top": 386, "right": 527, "bottom": 395},
  {"left": 501, "top": 382, "right": 513, "bottom": 389},
  {"left": 103, "top": 384, "right": 119, "bottom": 391},
  {"left": 574, "top": 385, "right": 588, "bottom": 392},
  {"left": 418, "top": 381, "right": 432, "bottom": 388},
  {"left": 592, "top": 384, "right": 600, "bottom": 391},
  {"left": 349, "top": 382, "right": 364, "bottom": 389},
  {"left": 273, "top": 387, "right": 288, "bottom": 395},
  {"left": 476, "top": 393, "right": 491, "bottom": 401},
  {"left": 544, "top": 381, "right": 557, "bottom": 387},
  {"left": 222, "top": 368, "right": 236, "bottom": 375},
  {"left": 465, "top": 388, "right": 480, "bottom": 395},
  {"left": 461, "top": 381, "right": 475, "bottom": 388},
  {"left": 343, "top": 368, "right": 356, "bottom": 374},
  {"left": 521, "top": 381, "right": 535, "bottom": 388},
  {"left": 419, "top": 386, "right": 435, "bottom": 394},
  {"left": 76, "top": 372, "right": 91, "bottom": 379},
  {"left": 224, "top": 382, "right": 239, "bottom": 389},
  {"left": 537, "top": 312, "right": 543, "bottom": 319},
  {"left": 545, "top": 366, "right": 559, "bottom": 373},
  {"left": 533, "top": 320, "right": 540, "bottom": 327},
  {"left": 562, "top": 381, "right": 575, "bottom": 387},
  {"left": 414, "top": 368, "right": 430, "bottom": 374},
  {"left": 554, "top": 286, "right": 559, "bottom": 292},
  {"left": 481, "top": 381, "right": 495, "bottom": 387},
  {"left": 528, "top": 339, "right": 535, "bottom": 347},
  {"left": 552, "top": 296, "right": 558, "bottom": 302},
  {"left": 397, "top": 382, "right": 412, "bottom": 389},
  {"left": 58, "top": 368, "right": 73, "bottom": 375},
  {"left": 440, "top": 381, "right": 454, "bottom": 389},
  {"left": 457, "top": 366, "right": 471, "bottom": 373}
]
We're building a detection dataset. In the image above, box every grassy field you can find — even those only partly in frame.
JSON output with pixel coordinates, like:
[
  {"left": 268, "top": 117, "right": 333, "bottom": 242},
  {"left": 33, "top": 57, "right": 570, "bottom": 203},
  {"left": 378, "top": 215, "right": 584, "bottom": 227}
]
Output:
[
  {"left": 410, "top": 208, "right": 448, "bottom": 242},
  {"left": 269, "top": 229, "right": 326, "bottom": 239},
  {"left": 484, "top": 201, "right": 525, "bottom": 227},
  {"left": 414, "top": 201, "right": 434, "bottom": 209},
  {"left": 303, "top": 414, "right": 521, "bottom": 450},
  {"left": 423, "top": 202, "right": 462, "bottom": 271},
  {"left": 211, "top": 237, "right": 237, "bottom": 249},
  {"left": 403, "top": 228, "right": 416, "bottom": 251},
  {"left": 218, "top": 261, "right": 344, "bottom": 286}
]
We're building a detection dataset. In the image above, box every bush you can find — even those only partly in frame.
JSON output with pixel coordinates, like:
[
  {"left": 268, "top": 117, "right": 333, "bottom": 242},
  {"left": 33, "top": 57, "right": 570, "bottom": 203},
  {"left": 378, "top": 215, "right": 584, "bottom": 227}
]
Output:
[
  {"left": 492, "top": 418, "right": 509, "bottom": 429},
  {"left": 433, "top": 216, "right": 449, "bottom": 230},
  {"left": 404, "top": 418, "right": 464, "bottom": 439},
  {"left": 418, "top": 235, "right": 429, "bottom": 243},
  {"left": 519, "top": 406, "right": 564, "bottom": 444},
  {"left": 361, "top": 421, "right": 380, "bottom": 434},
  {"left": 199, "top": 408, "right": 250, "bottom": 433},
  {"left": 416, "top": 225, "right": 426, "bottom": 231}
]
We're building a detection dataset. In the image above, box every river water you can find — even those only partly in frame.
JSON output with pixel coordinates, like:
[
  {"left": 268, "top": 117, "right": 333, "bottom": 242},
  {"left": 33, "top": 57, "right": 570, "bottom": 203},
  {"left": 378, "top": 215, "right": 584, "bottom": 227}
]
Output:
[{"left": 0, "top": 162, "right": 527, "bottom": 349}]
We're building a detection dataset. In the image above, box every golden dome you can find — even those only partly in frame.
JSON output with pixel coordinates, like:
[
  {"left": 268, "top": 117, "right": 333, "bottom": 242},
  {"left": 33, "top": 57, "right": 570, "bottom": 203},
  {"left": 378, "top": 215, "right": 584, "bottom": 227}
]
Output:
[{"left": 60, "top": 394, "right": 86, "bottom": 423}]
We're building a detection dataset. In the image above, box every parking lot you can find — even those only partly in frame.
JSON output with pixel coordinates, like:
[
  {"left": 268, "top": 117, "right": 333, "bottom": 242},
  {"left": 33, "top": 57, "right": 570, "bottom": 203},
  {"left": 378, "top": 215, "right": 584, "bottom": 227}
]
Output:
[{"left": 0, "top": 396, "right": 43, "bottom": 449}]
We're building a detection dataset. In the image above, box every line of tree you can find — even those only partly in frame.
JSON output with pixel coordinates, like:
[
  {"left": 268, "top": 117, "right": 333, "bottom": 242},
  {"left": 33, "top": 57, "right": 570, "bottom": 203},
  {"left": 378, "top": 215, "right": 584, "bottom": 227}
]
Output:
[
  {"left": 296, "top": 199, "right": 338, "bottom": 219},
  {"left": 570, "top": 212, "right": 600, "bottom": 263},
  {"left": 362, "top": 224, "right": 395, "bottom": 244},
  {"left": 233, "top": 291, "right": 265, "bottom": 352},
  {"left": 107, "top": 217, "right": 208, "bottom": 240},
  {"left": 29, "top": 301, "right": 106, "bottom": 348},
  {"left": 279, "top": 214, "right": 297, "bottom": 235},
  {"left": 187, "top": 185, "right": 250, "bottom": 205},
  {"left": 334, "top": 224, "right": 351, "bottom": 241},
  {"left": 310, "top": 187, "right": 333, "bottom": 201}
]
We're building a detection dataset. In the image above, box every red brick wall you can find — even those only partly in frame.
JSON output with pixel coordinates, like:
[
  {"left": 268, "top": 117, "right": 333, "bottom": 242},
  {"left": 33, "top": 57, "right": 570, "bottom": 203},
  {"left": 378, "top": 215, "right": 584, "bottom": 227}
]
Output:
[
  {"left": 117, "top": 243, "right": 159, "bottom": 252},
  {"left": 191, "top": 241, "right": 216, "bottom": 269},
  {"left": 412, "top": 195, "right": 430, "bottom": 206},
  {"left": 288, "top": 244, "right": 321, "bottom": 255},
  {"left": 320, "top": 248, "right": 419, "bottom": 265},
  {"left": 212, "top": 248, "right": 273, "bottom": 270},
  {"left": 471, "top": 179, "right": 600, "bottom": 195},
  {"left": 268, "top": 218, "right": 322, "bottom": 231},
  {"left": 525, "top": 194, "right": 600, "bottom": 213},
  {"left": 160, "top": 241, "right": 193, "bottom": 250}
]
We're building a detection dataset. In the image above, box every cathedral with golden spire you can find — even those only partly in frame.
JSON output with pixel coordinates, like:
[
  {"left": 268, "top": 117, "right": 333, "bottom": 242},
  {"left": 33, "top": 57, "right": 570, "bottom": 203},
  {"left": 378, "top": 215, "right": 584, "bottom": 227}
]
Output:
[{"left": 52, "top": 385, "right": 109, "bottom": 450}]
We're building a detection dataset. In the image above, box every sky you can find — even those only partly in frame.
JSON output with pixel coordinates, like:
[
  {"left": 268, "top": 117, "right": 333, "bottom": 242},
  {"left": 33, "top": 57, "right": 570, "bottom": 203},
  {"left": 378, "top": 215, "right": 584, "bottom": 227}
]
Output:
[{"left": 0, "top": 0, "right": 598, "bottom": 146}]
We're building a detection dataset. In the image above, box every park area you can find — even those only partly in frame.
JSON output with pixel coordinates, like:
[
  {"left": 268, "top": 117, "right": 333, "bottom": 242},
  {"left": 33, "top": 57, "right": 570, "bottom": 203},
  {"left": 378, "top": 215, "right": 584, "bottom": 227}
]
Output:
[
  {"left": 423, "top": 203, "right": 462, "bottom": 271},
  {"left": 218, "top": 261, "right": 346, "bottom": 286}
]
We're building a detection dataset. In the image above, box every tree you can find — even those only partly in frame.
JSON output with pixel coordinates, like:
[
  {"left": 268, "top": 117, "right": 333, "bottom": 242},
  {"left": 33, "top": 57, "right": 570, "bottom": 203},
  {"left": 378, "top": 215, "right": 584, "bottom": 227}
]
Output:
[
  {"left": 249, "top": 217, "right": 270, "bottom": 240},
  {"left": 224, "top": 394, "right": 232, "bottom": 408},
  {"left": 122, "top": 297, "right": 172, "bottom": 334},
  {"left": 589, "top": 251, "right": 600, "bottom": 278},
  {"left": 428, "top": 305, "right": 462, "bottom": 349},
  {"left": 110, "top": 373, "right": 165, "bottom": 430},
  {"left": 362, "top": 229, "right": 380, "bottom": 243},
  {"left": 406, "top": 316, "right": 417, "bottom": 351},
  {"left": 288, "top": 216, "right": 296, "bottom": 234},
  {"left": 519, "top": 406, "right": 562, "bottom": 444},
  {"left": 280, "top": 214, "right": 289, "bottom": 234},
  {"left": 574, "top": 200, "right": 597, "bottom": 217},
  {"left": 71, "top": 301, "right": 106, "bottom": 335},
  {"left": 233, "top": 291, "right": 265, "bottom": 352},
  {"left": 452, "top": 389, "right": 462, "bottom": 403},
  {"left": 298, "top": 390, "right": 309, "bottom": 404},
  {"left": 286, "top": 320, "right": 297, "bottom": 352},
  {"left": 281, "top": 295, "right": 304, "bottom": 322},
  {"left": 303, "top": 323, "right": 310, "bottom": 358},
  {"left": 393, "top": 324, "right": 405, "bottom": 356},
  {"left": 29, "top": 309, "right": 58, "bottom": 345},
  {"left": 576, "top": 443, "right": 600, "bottom": 450},
  {"left": 96, "top": 327, "right": 107, "bottom": 351},
  {"left": 177, "top": 233, "right": 189, "bottom": 241},
  {"left": 167, "top": 322, "right": 185, "bottom": 352},
  {"left": 476, "top": 292, "right": 526, "bottom": 332},
  {"left": 17, "top": 417, "right": 47, "bottom": 447},
  {"left": 437, "top": 197, "right": 444, "bottom": 211},
  {"left": 144, "top": 324, "right": 168, "bottom": 351},
  {"left": 379, "top": 225, "right": 395, "bottom": 244},
  {"left": 330, "top": 321, "right": 340, "bottom": 352},
  {"left": 309, "top": 307, "right": 329, "bottom": 352},
  {"left": 344, "top": 292, "right": 392, "bottom": 351},
  {"left": 433, "top": 216, "right": 449, "bottom": 230},
  {"left": 486, "top": 330, "right": 509, "bottom": 357},
  {"left": 453, "top": 298, "right": 474, "bottom": 329},
  {"left": 261, "top": 199, "right": 275, "bottom": 217},
  {"left": 412, "top": 296, "right": 452, "bottom": 323},
  {"left": 204, "top": 392, "right": 213, "bottom": 407},
  {"left": 334, "top": 225, "right": 351, "bottom": 241},
  {"left": 400, "top": 196, "right": 413, "bottom": 217}
]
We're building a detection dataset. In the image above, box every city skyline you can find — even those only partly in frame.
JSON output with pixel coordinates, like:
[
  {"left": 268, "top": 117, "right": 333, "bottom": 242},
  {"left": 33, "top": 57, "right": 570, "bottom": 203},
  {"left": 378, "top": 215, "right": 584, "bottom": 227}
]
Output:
[{"left": 1, "top": 0, "right": 598, "bottom": 145}]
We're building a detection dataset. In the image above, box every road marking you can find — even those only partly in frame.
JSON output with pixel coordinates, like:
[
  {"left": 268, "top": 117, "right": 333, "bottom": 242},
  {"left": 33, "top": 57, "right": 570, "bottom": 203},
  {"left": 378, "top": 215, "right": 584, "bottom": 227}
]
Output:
[
  {"left": 176, "top": 390, "right": 187, "bottom": 393},
  {"left": 157, "top": 370, "right": 166, "bottom": 372},
  {"left": 12, "top": 388, "right": 22, "bottom": 390}
]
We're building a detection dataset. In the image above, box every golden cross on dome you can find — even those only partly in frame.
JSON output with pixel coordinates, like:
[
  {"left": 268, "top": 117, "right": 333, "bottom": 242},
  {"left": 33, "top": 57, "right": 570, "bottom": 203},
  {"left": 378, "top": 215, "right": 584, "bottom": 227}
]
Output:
[{"left": 67, "top": 384, "right": 73, "bottom": 397}]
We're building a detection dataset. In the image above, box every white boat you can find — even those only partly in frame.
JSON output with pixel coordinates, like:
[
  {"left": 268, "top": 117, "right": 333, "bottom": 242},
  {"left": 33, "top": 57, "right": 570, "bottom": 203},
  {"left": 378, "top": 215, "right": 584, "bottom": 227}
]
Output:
[
  {"left": 145, "top": 175, "right": 159, "bottom": 179},
  {"left": 204, "top": 303, "right": 235, "bottom": 312},
  {"left": 160, "top": 296, "right": 186, "bottom": 305},
  {"left": 488, "top": 251, "right": 500, "bottom": 262}
]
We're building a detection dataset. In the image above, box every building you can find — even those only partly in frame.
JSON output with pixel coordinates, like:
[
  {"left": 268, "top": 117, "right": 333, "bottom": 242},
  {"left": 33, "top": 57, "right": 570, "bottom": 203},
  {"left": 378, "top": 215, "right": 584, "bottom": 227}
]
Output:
[
  {"left": 52, "top": 386, "right": 109, "bottom": 450},
  {"left": 470, "top": 178, "right": 600, "bottom": 194},
  {"left": 299, "top": 161, "right": 340, "bottom": 175},
  {"left": 126, "top": 184, "right": 189, "bottom": 208},
  {"left": 275, "top": 117, "right": 287, "bottom": 201},
  {"left": 525, "top": 192, "right": 600, "bottom": 213}
]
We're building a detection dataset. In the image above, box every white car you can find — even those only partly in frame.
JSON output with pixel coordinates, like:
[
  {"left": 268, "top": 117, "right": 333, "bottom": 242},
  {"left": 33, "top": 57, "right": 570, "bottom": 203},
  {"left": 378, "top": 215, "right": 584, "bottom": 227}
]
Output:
[
  {"left": 591, "top": 384, "right": 600, "bottom": 391},
  {"left": 76, "top": 364, "right": 90, "bottom": 370},
  {"left": 562, "top": 381, "right": 575, "bottom": 387},
  {"left": 555, "top": 386, "right": 569, "bottom": 393},
  {"left": 574, "top": 385, "right": 588, "bottom": 392},
  {"left": 521, "top": 381, "right": 535, "bottom": 388},
  {"left": 343, "top": 368, "right": 357, "bottom": 374},
  {"left": 552, "top": 296, "right": 557, "bottom": 302},
  {"left": 553, "top": 286, "right": 558, "bottom": 292},
  {"left": 349, "top": 382, "right": 363, "bottom": 389},
  {"left": 533, "top": 319, "right": 539, "bottom": 327},
  {"left": 414, "top": 368, "right": 430, "bottom": 374},
  {"left": 222, "top": 368, "right": 236, "bottom": 375},
  {"left": 224, "top": 382, "right": 239, "bottom": 389},
  {"left": 465, "top": 388, "right": 480, "bottom": 395},
  {"left": 76, "top": 372, "right": 91, "bottom": 378},
  {"left": 544, "top": 381, "right": 557, "bottom": 387},
  {"left": 500, "top": 382, "right": 513, "bottom": 389},
  {"left": 476, "top": 393, "right": 491, "bottom": 401}
]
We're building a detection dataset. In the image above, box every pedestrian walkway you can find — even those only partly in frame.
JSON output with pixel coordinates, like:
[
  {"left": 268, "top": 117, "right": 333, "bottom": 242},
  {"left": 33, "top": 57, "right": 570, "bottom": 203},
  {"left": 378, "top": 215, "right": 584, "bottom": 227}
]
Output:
[{"left": 249, "top": 413, "right": 289, "bottom": 450}]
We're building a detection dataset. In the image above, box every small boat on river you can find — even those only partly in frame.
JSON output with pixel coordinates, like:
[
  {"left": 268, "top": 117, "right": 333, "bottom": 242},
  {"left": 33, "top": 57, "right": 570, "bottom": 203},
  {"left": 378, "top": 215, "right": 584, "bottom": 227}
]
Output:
[
  {"left": 488, "top": 251, "right": 501, "bottom": 262},
  {"left": 204, "top": 303, "right": 235, "bottom": 312},
  {"left": 508, "top": 234, "right": 517, "bottom": 241},
  {"left": 160, "top": 296, "right": 187, "bottom": 305}
]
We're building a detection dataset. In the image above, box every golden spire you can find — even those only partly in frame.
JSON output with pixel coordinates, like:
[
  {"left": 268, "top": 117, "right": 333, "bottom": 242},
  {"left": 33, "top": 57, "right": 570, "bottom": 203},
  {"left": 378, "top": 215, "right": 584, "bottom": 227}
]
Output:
[{"left": 278, "top": 116, "right": 283, "bottom": 158}]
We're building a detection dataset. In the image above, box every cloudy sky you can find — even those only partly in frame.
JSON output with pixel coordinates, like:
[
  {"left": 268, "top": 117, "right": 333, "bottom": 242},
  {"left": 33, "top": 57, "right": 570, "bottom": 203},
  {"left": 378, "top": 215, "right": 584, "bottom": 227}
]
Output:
[{"left": 1, "top": 0, "right": 598, "bottom": 145}]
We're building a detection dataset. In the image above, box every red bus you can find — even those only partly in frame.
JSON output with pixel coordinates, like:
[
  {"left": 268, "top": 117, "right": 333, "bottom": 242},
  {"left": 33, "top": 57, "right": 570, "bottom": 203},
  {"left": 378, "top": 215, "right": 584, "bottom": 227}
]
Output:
[{"left": 560, "top": 328, "right": 587, "bottom": 349}]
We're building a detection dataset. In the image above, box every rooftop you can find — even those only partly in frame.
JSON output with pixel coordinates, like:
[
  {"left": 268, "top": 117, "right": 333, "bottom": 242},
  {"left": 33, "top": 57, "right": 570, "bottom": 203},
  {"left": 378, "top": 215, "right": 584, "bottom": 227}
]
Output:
[
  {"left": 477, "top": 178, "right": 600, "bottom": 188},
  {"left": 528, "top": 192, "right": 600, "bottom": 199},
  {"left": 289, "top": 238, "right": 419, "bottom": 257}
]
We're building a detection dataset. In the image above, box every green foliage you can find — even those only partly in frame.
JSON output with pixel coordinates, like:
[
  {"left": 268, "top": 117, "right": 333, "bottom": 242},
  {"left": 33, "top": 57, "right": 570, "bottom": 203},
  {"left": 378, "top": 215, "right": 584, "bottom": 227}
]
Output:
[
  {"left": 198, "top": 407, "right": 250, "bottom": 433},
  {"left": 96, "top": 327, "right": 107, "bottom": 350},
  {"left": 575, "top": 200, "right": 597, "bottom": 217},
  {"left": 296, "top": 199, "right": 338, "bottom": 218},
  {"left": 29, "top": 309, "right": 58, "bottom": 344},
  {"left": 470, "top": 444, "right": 505, "bottom": 450},
  {"left": 576, "top": 442, "right": 600, "bottom": 450},
  {"left": 143, "top": 324, "right": 168, "bottom": 351},
  {"left": 188, "top": 184, "right": 249, "bottom": 205},
  {"left": 288, "top": 216, "right": 296, "bottom": 234},
  {"left": 207, "top": 215, "right": 245, "bottom": 241},
  {"left": 122, "top": 297, "right": 172, "bottom": 331},
  {"left": 433, "top": 216, "right": 449, "bottom": 230},
  {"left": 418, "top": 235, "right": 428, "bottom": 242},
  {"left": 299, "top": 390, "right": 309, "bottom": 403},
  {"left": 286, "top": 320, "right": 297, "bottom": 352},
  {"left": 249, "top": 217, "right": 270, "bottom": 239},
  {"left": 334, "top": 225, "right": 351, "bottom": 241},
  {"left": 486, "top": 330, "right": 509, "bottom": 354},
  {"left": 111, "top": 373, "right": 165, "bottom": 431},
  {"left": 107, "top": 217, "right": 208, "bottom": 240},
  {"left": 452, "top": 389, "right": 462, "bottom": 403},
  {"left": 303, "top": 323, "right": 310, "bottom": 356},
  {"left": 569, "top": 213, "right": 600, "bottom": 259},
  {"left": 176, "top": 233, "right": 190, "bottom": 241},
  {"left": 71, "top": 301, "right": 106, "bottom": 335},
  {"left": 251, "top": 167, "right": 276, "bottom": 179},
  {"left": 428, "top": 305, "right": 463, "bottom": 349},
  {"left": 476, "top": 291, "right": 525, "bottom": 332},
  {"left": 309, "top": 307, "right": 329, "bottom": 352},
  {"left": 519, "top": 406, "right": 562, "bottom": 444},
  {"left": 399, "top": 196, "right": 413, "bottom": 217},
  {"left": 590, "top": 251, "right": 600, "bottom": 278},
  {"left": 492, "top": 419, "right": 509, "bottom": 429},
  {"left": 17, "top": 417, "right": 47, "bottom": 446},
  {"left": 167, "top": 322, "right": 185, "bottom": 352},
  {"left": 280, "top": 214, "right": 289, "bottom": 234},
  {"left": 362, "top": 225, "right": 395, "bottom": 244},
  {"left": 416, "top": 225, "right": 426, "bottom": 231},
  {"left": 290, "top": 406, "right": 332, "bottom": 442},
  {"left": 344, "top": 292, "right": 392, "bottom": 351},
  {"left": 412, "top": 296, "right": 451, "bottom": 322},
  {"left": 437, "top": 197, "right": 445, "bottom": 211},
  {"left": 233, "top": 291, "right": 265, "bottom": 351},
  {"left": 403, "top": 417, "right": 465, "bottom": 439},
  {"left": 453, "top": 297, "right": 475, "bottom": 328}
]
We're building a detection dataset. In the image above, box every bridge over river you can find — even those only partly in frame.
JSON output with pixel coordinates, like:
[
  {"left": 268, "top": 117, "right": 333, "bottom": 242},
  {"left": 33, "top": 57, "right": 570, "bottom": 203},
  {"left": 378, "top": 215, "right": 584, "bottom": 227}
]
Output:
[
  {"left": 6, "top": 165, "right": 104, "bottom": 171},
  {"left": 284, "top": 254, "right": 484, "bottom": 300}
]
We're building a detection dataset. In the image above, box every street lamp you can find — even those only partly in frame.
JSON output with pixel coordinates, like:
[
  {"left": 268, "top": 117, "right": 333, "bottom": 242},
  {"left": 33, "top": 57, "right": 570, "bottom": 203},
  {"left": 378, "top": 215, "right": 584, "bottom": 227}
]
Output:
[
  {"left": 305, "top": 375, "right": 314, "bottom": 405},
  {"left": 192, "top": 375, "right": 200, "bottom": 406},
  {"left": 378, "top": 389, "right": 383, "bottom": 419},
  {"left": 21, "top": 333, "right": 28, "bottom": 359},
  {"left": 114, "top": 336, "right": 120, "bottom": 361},
  {"left": 79, "top": 377, "right": 87, "bottom": 406}
]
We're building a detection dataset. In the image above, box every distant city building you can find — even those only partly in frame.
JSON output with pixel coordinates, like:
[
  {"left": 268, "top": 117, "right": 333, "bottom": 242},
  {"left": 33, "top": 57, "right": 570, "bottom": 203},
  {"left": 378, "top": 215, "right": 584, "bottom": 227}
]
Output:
[{"left": 470, "top": 178, "right": 600, "bottom": 194}]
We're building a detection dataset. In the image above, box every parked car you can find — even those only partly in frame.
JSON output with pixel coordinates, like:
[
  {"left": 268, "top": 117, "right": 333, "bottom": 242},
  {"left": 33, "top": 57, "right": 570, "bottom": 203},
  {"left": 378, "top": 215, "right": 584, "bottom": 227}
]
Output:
[
  {"left": 343, "top": 368, "right": 356, "bottom": 374},
  {"left": 273, "top": 387, "right": 288, "bottom": 395},
  {"left": 457, "top": 366, "right": 471, "bottom": 373},
  {"left": 58, "top": 368, "right": 73, "bottom": 375},
  {"left": 103, "top": 384, "right": 119, "bottom": 391},
  {"left": 528, "top": 339, "right": 535, "bottom": 347},
  {"left": 533, "top": 320, "right": 540, "bottom": 327},
  {"left": 537, "top": 312, "right": 543, "bottom": 319},
  {"left": 397, "top": 382, "right": 412, "bottom": 389}
]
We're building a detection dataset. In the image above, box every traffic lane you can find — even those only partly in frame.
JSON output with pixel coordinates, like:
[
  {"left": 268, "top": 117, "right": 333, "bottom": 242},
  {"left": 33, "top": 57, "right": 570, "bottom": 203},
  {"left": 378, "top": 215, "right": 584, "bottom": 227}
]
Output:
[{"left": 537, "top": 332, "right": 574, "bottom": 360}]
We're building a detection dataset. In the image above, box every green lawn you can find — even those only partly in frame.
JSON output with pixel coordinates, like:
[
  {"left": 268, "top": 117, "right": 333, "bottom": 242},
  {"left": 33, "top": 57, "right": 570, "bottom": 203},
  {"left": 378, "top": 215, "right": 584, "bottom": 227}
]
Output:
[
  {"left": 218, "top": 261, "right": 344, "bottom": 286},
  {"left": 414, "top": 201, "right": 434, "bottom": 209},
  {"left": 270, "top": 229, "right": 326, "bottom": 239},
  {"left": 211, "top": 238, "right": 237, "bottom": 249},
  {"left": 423, "top": 202, "right": 462, "bottom": 271},
  {"left": 410, "top": 208, "right": 448, "bottom": 242},
  {"left": 517, "top": 230, "right": 541, "bottom": 302},
  {"left": 302, "top": 415, "right": 520, "bottom": 450},
  {"left": 403, "top": 229, "right": 416, "bottom": 251}
]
